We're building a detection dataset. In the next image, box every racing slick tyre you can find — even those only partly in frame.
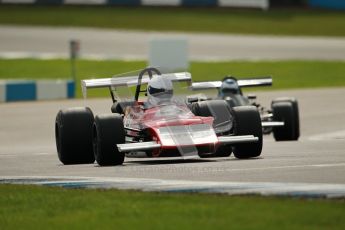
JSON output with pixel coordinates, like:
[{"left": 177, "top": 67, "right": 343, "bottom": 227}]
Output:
[
  {"left": 93, "top": 113, "right": 125, "bottom": 166},
  {"left": 272, "top": 97, "right": 300, "bottom": 140},
  {"left": 55, "top": 107, "right": 95, "bottom": 165},
  {"left": 272, "top": 100, "right": 299, "bottom": 141},
  {"left": 191, "top": 100, "right": 233, "bottom": 157},
  {"left": 232, "top": 106, "right": 263, "bottom": 159}
]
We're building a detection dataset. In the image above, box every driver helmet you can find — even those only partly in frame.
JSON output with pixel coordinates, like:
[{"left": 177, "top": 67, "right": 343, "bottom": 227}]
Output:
[
  {"left": 147, "top": 75, "right": 173, "bottom": 106},
  {"left": 218, "top": 77, "right": 240, "bottom": 97}
]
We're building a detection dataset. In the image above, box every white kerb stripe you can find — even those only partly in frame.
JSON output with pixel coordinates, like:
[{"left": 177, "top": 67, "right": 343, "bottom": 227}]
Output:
[
  {"left": 36, "top": 80, "right": 67, "bottom": 100},
  {"left": 218, "top": 0, "right": 269, "bottom": 10},
  {"left": 64, "top": 0, "right": 107, "bottom": 4},
  {"left": 0, "top": 81, "right": 5, "bottom": 103},
  {"left": 141, "top": 0, "right": 181, "bottom": 6},
  {"left": 2, "top": 176, "right": 345, "bottom": 198}
]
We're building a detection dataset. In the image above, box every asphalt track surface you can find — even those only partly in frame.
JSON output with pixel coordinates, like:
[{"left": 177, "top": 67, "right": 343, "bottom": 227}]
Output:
[
  {"left": 1, "top": 87, "right": 345, "bottom": 194},
  {"left": 1, "top": 25, "right": 345, "bottom": 61}
]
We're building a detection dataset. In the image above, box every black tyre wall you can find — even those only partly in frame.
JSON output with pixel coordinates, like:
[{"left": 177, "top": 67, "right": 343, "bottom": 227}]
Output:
[
  {"left": 93, "top": 114, "right": 125, "bottom": 166},
  {"left": 55, "top": 107, "right": 95, "bottom": 164}
]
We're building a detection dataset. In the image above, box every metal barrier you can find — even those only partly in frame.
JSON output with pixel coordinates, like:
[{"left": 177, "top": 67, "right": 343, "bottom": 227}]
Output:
[
  {"left": 309, "top": 0, "right": 345, "bottom": 10},
  {"left": 0, "top": 0, "right": 270, "bottom": 9},
  {"left": 0, "top": 80, "right": 75, "bottom": 102}
]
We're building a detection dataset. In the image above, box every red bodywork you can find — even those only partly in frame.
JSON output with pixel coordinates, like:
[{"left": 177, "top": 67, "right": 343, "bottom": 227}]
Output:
[{"left": 124, "top": 103, "right": 218, "bottom": 157}]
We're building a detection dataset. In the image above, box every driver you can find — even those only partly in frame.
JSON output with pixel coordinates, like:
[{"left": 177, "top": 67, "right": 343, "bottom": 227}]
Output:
[
  {"left": 146, "top": 75, "right": 174, "bottom": 107},
  {"left": 218, "top": 77, "right": 241, "bottom": 98}
]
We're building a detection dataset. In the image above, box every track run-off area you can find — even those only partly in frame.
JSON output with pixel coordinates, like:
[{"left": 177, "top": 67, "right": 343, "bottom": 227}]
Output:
[{"left": 1, "top": 25, "right": 345, "bottom": 61}]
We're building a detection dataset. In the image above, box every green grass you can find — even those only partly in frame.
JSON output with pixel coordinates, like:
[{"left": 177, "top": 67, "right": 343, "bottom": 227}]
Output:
[
  {"left": 0, "top": 59, "right": 145, "bottom": 98},
  {"left": 0, "top": 5, "right": 345, "bottom": 37},
  {"left": 0, "top": 184, "right": 344, "bottom": 230},
  {"left": 1, "top": 58, "right": 345, "bottom": 97}
]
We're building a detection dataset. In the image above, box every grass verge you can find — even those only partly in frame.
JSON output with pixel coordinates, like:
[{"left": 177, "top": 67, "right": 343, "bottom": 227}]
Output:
[
  {"left": 1, "top": 58, "right": 345, "bottom": 98},
  {"left": 0, "top": 5, "right": 345, "bottom": 37},
  {"left": 0, "top": 184, "right": 344, "bottom": 230}
]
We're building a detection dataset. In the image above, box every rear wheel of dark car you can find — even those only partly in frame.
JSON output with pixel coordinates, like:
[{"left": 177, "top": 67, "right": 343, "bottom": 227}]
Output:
[
  {"left": 55, "top": 107, "right": 95, "bottom": 165},
  {"left": 93, "top": 114, "right": 125, "bottom": 166},
  {"left": 232, "top": 106, "right": 263, "bottom": 159},
  {"left": 272, "top": 97, "right": 300, "bottom": 141},
  {"left": 192, "top": 100, "right": 233, "bottom": 157}
]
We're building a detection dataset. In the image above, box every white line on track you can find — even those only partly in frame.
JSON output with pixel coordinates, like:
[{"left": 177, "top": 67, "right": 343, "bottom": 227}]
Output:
[
  {"left": 142, "top": 163, "right": 345, "bottom": 174},
  {"left": 33, "top": 152, "right": 52, "bottom": 156},
  {"left": 1, "top": 176, "right": 345, "bottom": 198},
  {"left": 0, "top": 152, "right": 52, "bottom": 157},
  {"left": 222, "top": 163, "right": 345, "bottom": 172},
  {"left": 0, "top": 51, "right": 144, "bottom": 61}
]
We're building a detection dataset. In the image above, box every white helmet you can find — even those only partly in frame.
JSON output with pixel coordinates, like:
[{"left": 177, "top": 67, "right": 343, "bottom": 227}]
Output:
[{"left": 147, "top": 75, "right": 173, "bottom": 106}]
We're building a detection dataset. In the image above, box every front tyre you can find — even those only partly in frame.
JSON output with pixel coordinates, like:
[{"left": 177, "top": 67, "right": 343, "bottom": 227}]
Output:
[
  {"left": 192, "top": 100, "right": 233, "bottom": 158},
  {"left": 214, "top": 145, "right": 232, "bottom": 157},
  {"left": 93, "top": 114, "right": 125, "bottom": 166},
  {"left": 232, "top": 106, "right": 263, "bottom": 159},
  {"left": 55, "top": 107, "right": 95, "bottom": 164},
  {"left": 272, "top": 97, "right": 300, "bottom": 141}
]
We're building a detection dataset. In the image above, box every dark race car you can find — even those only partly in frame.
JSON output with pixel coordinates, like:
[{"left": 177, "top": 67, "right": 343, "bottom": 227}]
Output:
[
  {"left": 190, "top": 76, "right": 300, "bottom": 141},
  {"left": 55, "top": 68, "right": 263, "bottom": 166}
]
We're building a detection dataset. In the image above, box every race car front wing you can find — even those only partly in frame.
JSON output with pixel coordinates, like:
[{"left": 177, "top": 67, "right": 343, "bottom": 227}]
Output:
[{"left": 117, "top": 135, "right": 258, "bottom": 153}]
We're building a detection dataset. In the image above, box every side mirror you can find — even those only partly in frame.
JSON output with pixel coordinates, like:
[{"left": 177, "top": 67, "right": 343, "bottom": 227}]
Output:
[
  {"left": 247, "top": 94, "right": 257, "bottom": 100},
  {"left": 187, "top": 97, "right": 199, "bottom": 103}
]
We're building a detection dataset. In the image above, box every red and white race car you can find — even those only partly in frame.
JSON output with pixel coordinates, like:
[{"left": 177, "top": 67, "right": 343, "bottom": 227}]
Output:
[{"left": 55, "top": 67, "right": 263, "bottom": 166}]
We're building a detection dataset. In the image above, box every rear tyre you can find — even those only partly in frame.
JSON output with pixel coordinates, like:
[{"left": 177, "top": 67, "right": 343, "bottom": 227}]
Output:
[
  {"left": 192, "top": 100, "right": 233, "bottom": 158},
  {"left": 55, "top": 107, "right": 95, "bottom": 165},
  {"left": 272, "top": 98, "right": 300, "bottom": 141},
  {"left": 93, "top": 114, "right": 125, "bottom": 166},
  {"left": 232, "top": 106, "right": 263, "bottom": 159}
]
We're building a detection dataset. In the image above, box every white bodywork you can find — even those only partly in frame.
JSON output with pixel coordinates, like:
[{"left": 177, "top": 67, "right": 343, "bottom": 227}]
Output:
[
  {"left": 192, "top": 77, "right": 272, "bottom": 90},
  {"left": 81, "top": 72, "right": 191, "bottom": 98}
]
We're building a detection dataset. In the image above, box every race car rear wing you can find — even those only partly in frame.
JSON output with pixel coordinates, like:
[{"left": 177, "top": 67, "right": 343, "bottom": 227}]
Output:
[
  {"left": 192, "top": 77, "right": 272, "bottom": 91},
  {"left": 81, "top": 72, "right": 192, "bottom": 98}
]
